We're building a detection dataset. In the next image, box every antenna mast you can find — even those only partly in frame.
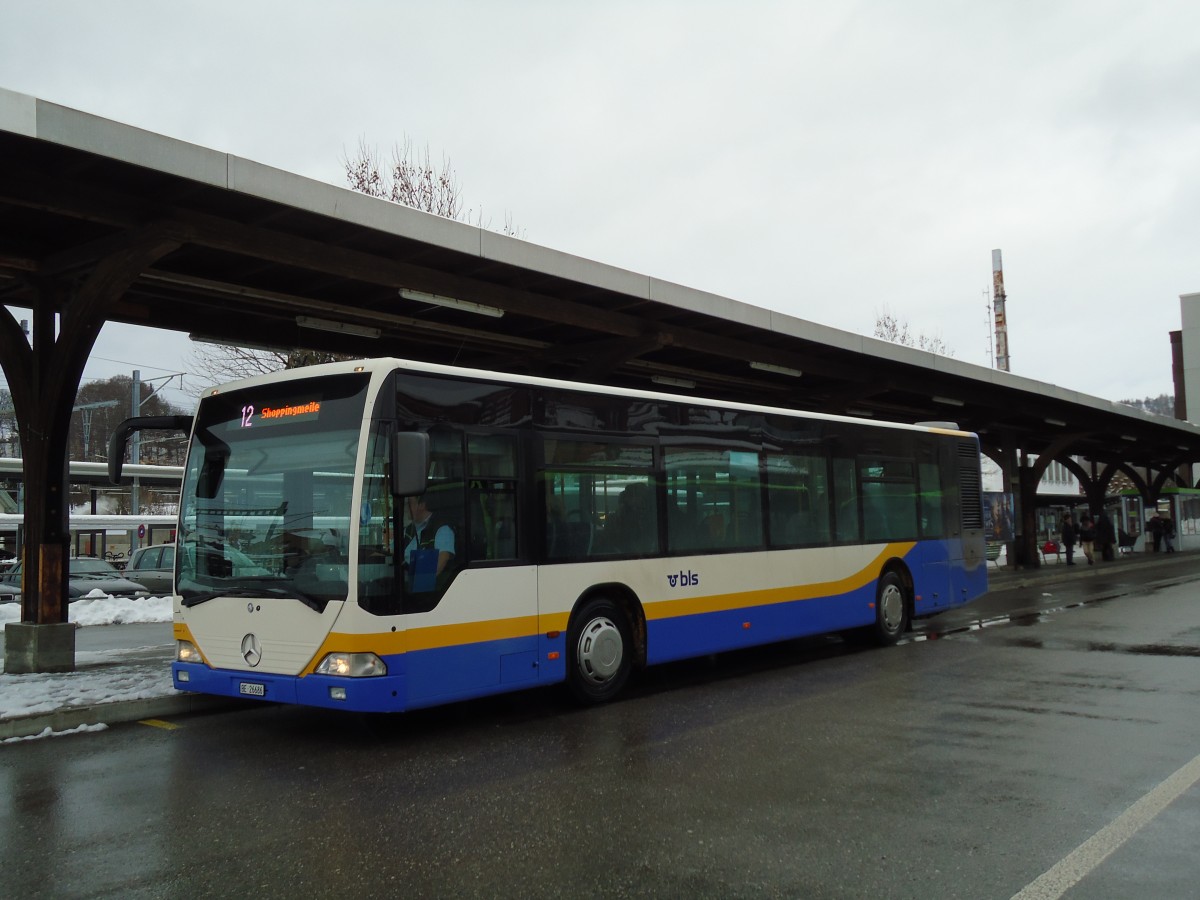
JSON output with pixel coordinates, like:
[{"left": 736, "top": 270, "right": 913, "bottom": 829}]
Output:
[
  {"left": 992, "top": 249, "right": 1010, "bottom": 372},
  {"left": 984, "top": 287, "right": 994, "bottom": 367}
]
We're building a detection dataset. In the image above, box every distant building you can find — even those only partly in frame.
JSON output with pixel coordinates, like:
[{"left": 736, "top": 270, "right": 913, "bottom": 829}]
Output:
[
  {"left": 981, "top": 455, "right": 1080, "bottom": 496},
  {"left": 1181, "top": 291, "right": 1200, "bottom": 425}
]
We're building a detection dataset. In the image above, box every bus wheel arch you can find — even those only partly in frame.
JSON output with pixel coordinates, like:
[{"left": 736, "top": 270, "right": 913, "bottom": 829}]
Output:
[
  {"left": 565, "top": 584, "right": 645, "bottom": 704},
  {"left": 873, "top": 561, "right": 913, "bottom": 646}
]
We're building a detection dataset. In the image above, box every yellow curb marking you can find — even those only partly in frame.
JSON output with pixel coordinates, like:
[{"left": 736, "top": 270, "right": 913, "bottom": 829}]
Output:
[{"left": 138, "top": 719, "right": 180, "bottom": 730}]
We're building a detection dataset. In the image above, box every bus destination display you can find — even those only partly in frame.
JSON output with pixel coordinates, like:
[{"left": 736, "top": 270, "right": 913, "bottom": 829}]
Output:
[{"left": 238, "top": 400, "right": 321, "bottom": 428}]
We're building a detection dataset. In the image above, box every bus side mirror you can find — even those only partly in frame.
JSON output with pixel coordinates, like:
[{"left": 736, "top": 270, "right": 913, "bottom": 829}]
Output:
[
  {"left": 108, "top": 415, "right": 192, "bottom": 484},
  {"left": 391, "top": 432, "right": 430, "bottom": 497}
]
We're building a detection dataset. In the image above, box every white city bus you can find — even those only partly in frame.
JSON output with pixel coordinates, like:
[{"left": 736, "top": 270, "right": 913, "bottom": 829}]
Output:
[{"left": 111, "top": 358, "right": 987, "bottom": 712}]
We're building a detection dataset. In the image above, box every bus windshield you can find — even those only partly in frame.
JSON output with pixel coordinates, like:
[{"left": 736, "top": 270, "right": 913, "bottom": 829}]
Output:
[{"left": 176, "top": 373, "right": 371, "bottom": 610}]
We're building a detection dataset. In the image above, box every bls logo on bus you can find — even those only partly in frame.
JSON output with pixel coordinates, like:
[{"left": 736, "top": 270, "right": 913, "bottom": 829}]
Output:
[{"left": 667, "top": 569, "right": 700, "bottom": 588}]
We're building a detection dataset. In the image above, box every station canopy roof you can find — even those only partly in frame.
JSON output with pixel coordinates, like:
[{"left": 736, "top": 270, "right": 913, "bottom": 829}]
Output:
[{"left": 2, "top": 87, "right": 1199, "bottom": 474}]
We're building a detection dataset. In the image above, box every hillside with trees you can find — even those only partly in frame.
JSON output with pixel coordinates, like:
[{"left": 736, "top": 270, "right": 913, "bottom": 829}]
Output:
[{"left": 1119, "top": 394, "right": 1174, "bottom": 417}]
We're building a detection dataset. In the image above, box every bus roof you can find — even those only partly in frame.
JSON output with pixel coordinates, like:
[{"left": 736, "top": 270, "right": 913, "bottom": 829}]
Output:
[{"left": 206, "top": 356, "right": 977, "bottom": 440}]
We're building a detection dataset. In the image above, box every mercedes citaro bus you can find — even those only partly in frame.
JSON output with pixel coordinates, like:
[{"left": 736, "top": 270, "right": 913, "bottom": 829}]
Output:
[{"left": 110, "top": 357, "right": 987, "bottom": 713}]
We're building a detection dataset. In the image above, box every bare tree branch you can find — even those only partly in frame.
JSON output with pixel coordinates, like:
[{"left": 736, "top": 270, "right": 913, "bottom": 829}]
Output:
[
  {"left": 187, "top": 344, "right": 352, "bottom": 388},
  {"left": 873, "top": 307, "right": 954, "bottom": 357},
  {"left": 188, "top": 344, "right": 288, "bottom": 386},
  {"left": 343, "top": 136, "right": 463, "bottom": 218},
  {"left": 195, "top": 136, "right": 523, "bottom": 386}
]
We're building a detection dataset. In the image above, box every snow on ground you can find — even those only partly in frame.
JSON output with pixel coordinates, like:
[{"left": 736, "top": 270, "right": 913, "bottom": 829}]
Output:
[
  {"left": 0, "top": 592, "right": 173, "bottom": 631},
  {"left": 4, "top": 722, "right": 110, "bottom": 743},
  {"left": 1, "top": 594, "right": 175, "bottom": 731}
]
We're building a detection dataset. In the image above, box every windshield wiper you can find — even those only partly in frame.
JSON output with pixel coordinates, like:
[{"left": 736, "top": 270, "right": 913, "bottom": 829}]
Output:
[
  {"left": 181, "top": 587, "right": 274, "bottom": 607},
  {"left": 181, "top": 586, "right": 327, "bottom": 612}
]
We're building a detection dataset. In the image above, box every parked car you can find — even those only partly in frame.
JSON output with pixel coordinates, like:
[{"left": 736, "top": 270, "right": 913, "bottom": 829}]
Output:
[
  {"left": 1, "top": 562, "right": 24, "bottom": 603},
  {"left": 0, "top": 556, "right": 150, "bottom": 601},
  {"left": 125, "top": 543, "right": 176, "bottom": 595},
  {"left": 128, "top": 542, "right": 272, "bottom": 595}
]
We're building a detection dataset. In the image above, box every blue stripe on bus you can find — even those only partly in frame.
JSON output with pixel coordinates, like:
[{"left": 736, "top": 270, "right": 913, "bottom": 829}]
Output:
[{"left": 646, "top": 583, "right": 879, "bottom": 664}]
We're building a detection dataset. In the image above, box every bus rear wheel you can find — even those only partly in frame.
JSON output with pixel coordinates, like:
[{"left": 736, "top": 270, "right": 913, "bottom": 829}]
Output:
[
  {"left": 872, "top": 570, "right": 910, "bottom": 646},
  {"left": 567, "top": 597, "right": 633, "bottom": 704}
]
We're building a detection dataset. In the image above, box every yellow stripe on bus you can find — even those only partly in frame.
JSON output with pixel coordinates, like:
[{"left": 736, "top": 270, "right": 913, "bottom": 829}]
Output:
[
  {"left": 644, "top": 542, "right": 915, "bottom": 621},
  {"left": 406, "top": 615, "right": 541, "bottom": 652},
  {"left": 298, "top": 615, "right": 540, "bottom": 673}
]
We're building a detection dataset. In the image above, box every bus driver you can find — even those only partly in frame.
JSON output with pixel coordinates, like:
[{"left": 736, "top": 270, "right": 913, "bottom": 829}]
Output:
[{"left": 403, "top": 494, "right": 456, "bottom": 592}]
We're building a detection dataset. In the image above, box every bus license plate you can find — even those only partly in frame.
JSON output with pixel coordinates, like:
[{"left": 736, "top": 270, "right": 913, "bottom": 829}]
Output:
[{"left": 239, "top": 682, "right": 266, "bottom": 697}]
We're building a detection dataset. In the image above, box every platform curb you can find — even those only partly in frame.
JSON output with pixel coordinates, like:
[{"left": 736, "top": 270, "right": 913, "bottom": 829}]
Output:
[{"left": 1, "top": 693, "right": 243, "bottom": 741}]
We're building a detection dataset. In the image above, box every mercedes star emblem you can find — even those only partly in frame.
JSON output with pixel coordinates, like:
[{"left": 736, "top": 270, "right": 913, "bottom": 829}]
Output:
[{"left": 241, "top": 633, "right": 262, "bottom": 667}]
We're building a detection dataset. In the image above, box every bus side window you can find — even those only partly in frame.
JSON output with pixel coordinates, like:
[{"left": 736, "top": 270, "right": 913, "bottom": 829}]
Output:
[
  {"left": 919, "top": 461, "right": 946, "bottom": 537},
  {"left": 832, "top": 456, "right": 859, "bottom": 542},
  {"left": 765, "top": 450, "right": 830, "bottom": 547},
  {"left": 470, "top": 483, "right": 517, "bottom": 560},
  {"left": 541, "top": 439, "right": 656, "bottom": 560},
  {"left": 664, "top": 446, "right": 762, "bottom": 554},
  {"left": 403, "top": 429, "right": 466, "bottom": 611},
  {"left": 358, "top": 424, "right": 398, "bottom": 615},
  {"left": 468, "top": 434, "right": 519, "bottom": 561},
  {"left": 543, "top": 474, "right": 601, "bottom": 559},
  {"left": 599, "top": 479, "right": 657, "bottom": 555},
  {"left": 859, "top": 458, "right": 918, "bottom": 542}
]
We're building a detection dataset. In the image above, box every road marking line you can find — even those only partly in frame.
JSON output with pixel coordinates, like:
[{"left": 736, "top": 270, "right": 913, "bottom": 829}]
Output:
[
  {"left": 1011, "top": 751, "right": 1200, "bottom": 899},
  {"left": 138, "top": 719, "right": 180, "bottom": 730}
]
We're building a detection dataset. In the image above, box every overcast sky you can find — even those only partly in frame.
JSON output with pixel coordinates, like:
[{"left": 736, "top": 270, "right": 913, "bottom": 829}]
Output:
[{"left": 2, "top": 1, "right": 1198, "bottom": 411}]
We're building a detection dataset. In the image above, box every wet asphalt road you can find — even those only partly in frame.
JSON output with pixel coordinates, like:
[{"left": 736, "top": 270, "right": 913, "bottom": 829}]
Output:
[{"left": 3, "top": 563, "right": 1199, "bottom": 899}]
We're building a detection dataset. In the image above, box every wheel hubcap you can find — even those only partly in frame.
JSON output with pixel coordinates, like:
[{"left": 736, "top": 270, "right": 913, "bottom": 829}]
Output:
[
  {"left": 880, "top": 583, "right": 905, "bottom": 632},
  {"left": 577, "top": 616, "right": 623, "bottom": 684}
]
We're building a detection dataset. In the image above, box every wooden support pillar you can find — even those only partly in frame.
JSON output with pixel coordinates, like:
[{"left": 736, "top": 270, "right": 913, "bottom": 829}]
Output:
[
  {"left": 1082, "top": 460, "right": 1110, "bottom": 562},
  {"left": 1, "top": 226, "right": 182, "bottom": 673},
  {"left": 998, "top": 432, "right": 1020, "bottom": 568},
  {"left": 1016, "top": 454, "right": 1041, "bottom": 568},
  {"left": 3, "top": 289, "right": 74, "bottom": 672}
]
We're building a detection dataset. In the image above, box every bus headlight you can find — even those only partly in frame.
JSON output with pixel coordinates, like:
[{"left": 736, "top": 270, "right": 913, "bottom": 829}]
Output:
[
  {"left": 176, "top": 640, "right": 202, "bottom": 663},
  {"left": 315, "top": 652, "right": 387, "bottom": 677}
]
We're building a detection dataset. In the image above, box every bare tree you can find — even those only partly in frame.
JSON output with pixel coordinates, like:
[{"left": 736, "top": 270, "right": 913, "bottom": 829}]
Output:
[
  {"left": 68, "top": 376, "right": 189, "bottom": 514},
  {"left": 873, "top": 309, "right": 954, "bottom": 357},
  {"left": 189, "top": 346, "right": 283, "bottom": 386},
  {"left": 343, "top": 136, "right": 523, "bottom": 236},
  {"left": 188, "top": 345, "right": 349, "bottom": 388},
  {"left": 191, "top": 136, "right": 522, "bottom": 385},
  {"left": 71, "top": 375, "right": 186, "bottom": 463},
  {"left": 344, "top": 137, "right": 463, "bottom": 218}
]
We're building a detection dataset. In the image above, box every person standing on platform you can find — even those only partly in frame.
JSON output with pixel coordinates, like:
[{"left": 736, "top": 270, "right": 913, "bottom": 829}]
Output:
[
  {"left": 1148, "top": 512, "right": 1164, "bottom": 552},
  {"left": 1098, "top": 512, "right": 1117, "bottom": 561},
  {"left": 1079, "top": 514, "right": 1096, "bottom": 565},
  {"left": 1061, "top": 513, "right": 1078, "bottom": 566}
]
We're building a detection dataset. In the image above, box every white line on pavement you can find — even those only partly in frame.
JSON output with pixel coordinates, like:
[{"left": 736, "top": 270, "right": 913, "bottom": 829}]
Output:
[{"left": 1011, "top": 751, "right": 1200, "bottom": 899}]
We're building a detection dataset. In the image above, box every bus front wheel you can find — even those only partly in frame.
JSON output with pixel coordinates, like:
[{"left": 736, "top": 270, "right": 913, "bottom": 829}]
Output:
[
  {"left": 567, "top": 597, "right": 633, "bottom": 704},
  {"left": 872, "top": 571, "right": 910, "bottom": 646}
]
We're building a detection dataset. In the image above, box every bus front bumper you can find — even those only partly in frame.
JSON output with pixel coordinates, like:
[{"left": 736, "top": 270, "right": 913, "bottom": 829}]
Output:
[{"left": 172, "top": 662, "right": 408, "bottom": 713}]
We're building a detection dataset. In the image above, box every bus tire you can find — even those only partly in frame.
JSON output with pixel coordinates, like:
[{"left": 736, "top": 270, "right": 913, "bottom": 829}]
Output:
[
  {"left": 872, "top": 570, "right": 910, "bottom": 646},
  {"left": 567, "top": 597, "right": 633, "bottom": 704}
]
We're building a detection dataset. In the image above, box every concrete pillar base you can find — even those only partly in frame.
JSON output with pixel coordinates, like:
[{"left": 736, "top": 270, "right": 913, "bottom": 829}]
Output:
[{"left": 3, "top": 622, "right": 76, "bottom": 674}]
